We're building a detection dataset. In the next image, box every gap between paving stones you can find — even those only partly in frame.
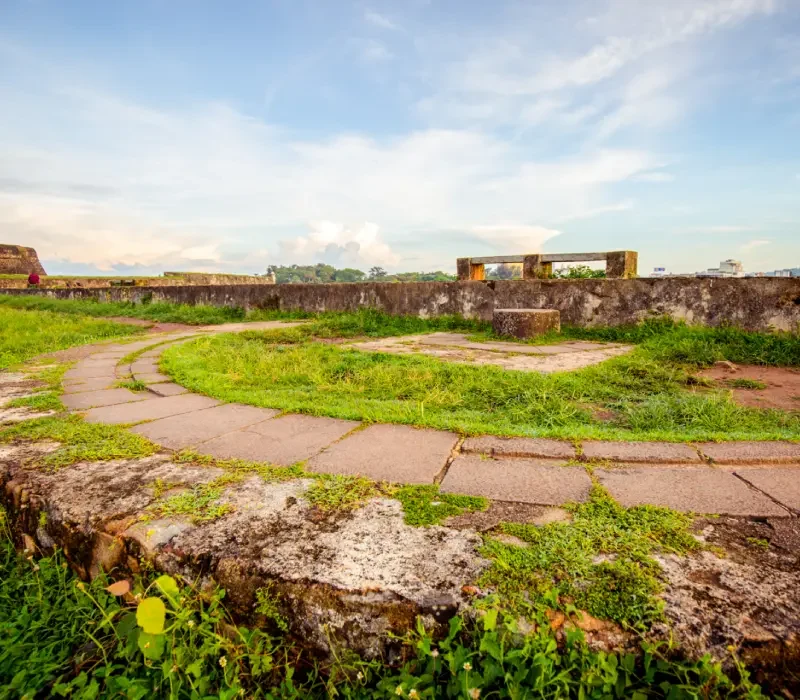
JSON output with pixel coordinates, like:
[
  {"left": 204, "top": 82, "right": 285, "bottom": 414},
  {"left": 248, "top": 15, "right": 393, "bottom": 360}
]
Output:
[{"left": 49, "top": 326, "right": 800, "bottom": 516}]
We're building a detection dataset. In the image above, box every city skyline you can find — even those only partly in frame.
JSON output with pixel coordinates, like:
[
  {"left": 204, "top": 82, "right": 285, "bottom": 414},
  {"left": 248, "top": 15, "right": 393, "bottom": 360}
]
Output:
[{"left": 1, "top": 0, "right": 798, "bottom": 276}]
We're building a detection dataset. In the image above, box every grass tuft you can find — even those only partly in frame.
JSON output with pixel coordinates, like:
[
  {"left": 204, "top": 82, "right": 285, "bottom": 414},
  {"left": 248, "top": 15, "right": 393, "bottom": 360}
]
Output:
[
  {"left": 0, "top": 415, "right": 158, "bottom": 469},
  {"left": 393, "top": 484, "right": 488, "bottom": 526}
]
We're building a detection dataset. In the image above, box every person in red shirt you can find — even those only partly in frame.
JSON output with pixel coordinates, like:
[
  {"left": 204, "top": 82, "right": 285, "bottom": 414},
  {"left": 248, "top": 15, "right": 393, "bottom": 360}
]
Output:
[{"left": 27, "top": 272, "right": 40, "bottom": 286}]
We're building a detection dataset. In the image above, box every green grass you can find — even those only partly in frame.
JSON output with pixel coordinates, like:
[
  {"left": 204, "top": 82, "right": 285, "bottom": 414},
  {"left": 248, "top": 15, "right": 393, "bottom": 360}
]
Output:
[
  {"left": 116, "top": 378, "right": 149, "bottom": 392},
  {"left": 393, "top": 484, "right": 488, "bottom": 526},
  {"left": 0, "top": 507, "right": 770, "bottom": 698},
  {"left": 480, "top": 485, "right": 701, "bottom": 629},
  {"left": 0, "top": 415, "right": 158, "bottom": 469},
  {"left": 729, "top": 378, "right": 768, "bottom": 390},
  {"left": 0, "top": 306, "right": 142, "bottom": 369},
  {"left": 161, "top": 320, "right": 800, "bottom": 442}
]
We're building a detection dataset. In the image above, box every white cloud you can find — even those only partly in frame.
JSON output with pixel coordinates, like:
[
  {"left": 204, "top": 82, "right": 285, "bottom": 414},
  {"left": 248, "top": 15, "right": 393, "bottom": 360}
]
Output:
[
  {"left": 364, "top": 10, "right": 400, "bottom": 31},
  {"left": 278, "top": 221, "right": 400, "bottom": 266}
]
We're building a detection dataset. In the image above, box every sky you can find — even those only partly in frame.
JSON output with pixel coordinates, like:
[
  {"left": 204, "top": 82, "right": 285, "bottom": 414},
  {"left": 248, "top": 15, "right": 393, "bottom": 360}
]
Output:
[{"left": 1, "top": 0, "right": 799, "bottom": 277}]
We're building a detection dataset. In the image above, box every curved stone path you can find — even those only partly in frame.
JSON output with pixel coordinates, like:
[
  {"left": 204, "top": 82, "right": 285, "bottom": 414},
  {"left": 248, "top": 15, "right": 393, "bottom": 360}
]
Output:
[{"left": 59, "top": 323, "right": 800, "bottom": 518}]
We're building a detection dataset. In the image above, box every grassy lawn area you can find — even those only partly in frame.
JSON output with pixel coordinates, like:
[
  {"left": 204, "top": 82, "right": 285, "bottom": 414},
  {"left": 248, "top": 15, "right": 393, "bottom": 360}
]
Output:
[
  {"left": 0, "top": 293, "right": 279, "bottom": 326},
  {"left": 161, "top": 314, "right": 800, "bottom": 442},
  {"left": 0, "top": 307, "right": 143, "bottom": 370}
]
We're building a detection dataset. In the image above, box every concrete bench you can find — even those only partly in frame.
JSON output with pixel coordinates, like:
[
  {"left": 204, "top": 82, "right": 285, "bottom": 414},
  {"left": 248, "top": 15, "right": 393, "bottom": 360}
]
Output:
[
  {"left": 492, "top": 309, "right": 560, "bottom": 338},
  {"left": 457, "top": 251, "right": 637, "bottom": 281}
]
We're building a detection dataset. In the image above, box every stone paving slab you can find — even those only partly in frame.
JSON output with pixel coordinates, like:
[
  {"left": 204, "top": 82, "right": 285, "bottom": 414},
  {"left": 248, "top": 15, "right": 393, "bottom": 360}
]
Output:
[
  {"left": 62, "top": 378, "right": 118, "bottom": 394},
  {"left": 595, "top": 466, "right": 790, "bottom": 516},
  {"left": 697, "top": 441, "right": 800, "bottom": 464},
  {"left": 131, "top": 359, "right": 160, "bottom": 374},
  {"left": 307, "top": 424, "right": 458, "bottom": 484},
  {"left": 84, "top": 394, "right": 219, "bottom": 425},
  {"left": 199, "top": 414, "right": 361, "bottom": 465},
  {"left": 147, "top": 382, "right": 189, "bottom": 397},
  {"left": 88, "top": 352, "right": 129, "bottom": 360},
  {"left": 733, "top": 468, "right": 800, "bottom": 512},
  {"left": 136, "top": 373, "right": 172, "bottom": 384},
  {"left": 64, "top": 366, "right": 117, "bottom": 381},
  {"left": 62, "top": 388, "right": 151, "bottom": 410},
  {"left": 461, "top": 436, "right": 576, "bottom": 460},
  {"left": 132, "top": 403, "right": 280, "bottom": 450},
  {"left": 581, "top": 441, "right": 701, "bottom": 463},
  {"left": 441, "top": 455, "right": 592, "bottom": 504}
]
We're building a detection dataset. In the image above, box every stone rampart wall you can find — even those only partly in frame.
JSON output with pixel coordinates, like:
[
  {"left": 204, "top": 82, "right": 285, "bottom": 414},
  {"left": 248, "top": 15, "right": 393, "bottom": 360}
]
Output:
[{"left": 3, "top": 277, "right": 800, "bottom": 331}]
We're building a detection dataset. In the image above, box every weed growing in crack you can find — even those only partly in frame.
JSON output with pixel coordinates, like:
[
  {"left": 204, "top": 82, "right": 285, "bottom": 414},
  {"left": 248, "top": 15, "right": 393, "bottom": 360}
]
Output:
[
  {"left": 393, "top": 484, "right": 488, "bottom": 526},
  {"left": 149, "top": 483, "right": 233, "bottom": 523},
  {"left": 116, "top": 378, "right": 149, "bottom": 392},
  {"left": 304, "top": 474, "right": 382, "bottom": 511},
  {"left": 480, "top": 485, "right": 701, "bottom": 629}
]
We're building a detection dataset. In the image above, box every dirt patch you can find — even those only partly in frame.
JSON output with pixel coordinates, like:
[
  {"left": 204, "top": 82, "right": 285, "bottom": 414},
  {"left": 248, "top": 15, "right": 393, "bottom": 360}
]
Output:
[
  {"left": 348, "top": 333, "right": 633, "bottom": 373},
  {"left": 698, "top": 364, "right": 800, "bottom": 411}
]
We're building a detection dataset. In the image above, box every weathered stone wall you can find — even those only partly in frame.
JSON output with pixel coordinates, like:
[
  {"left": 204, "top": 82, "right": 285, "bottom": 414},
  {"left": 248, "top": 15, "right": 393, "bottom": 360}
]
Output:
[
  {"left": 3, "top": 277, "right": 800, "bottom": 331},
  {"left": 0, "top": 272, "right": 273, "bottom": 289},
  {"left": 0, "top": 245, "right": 46, "bottom": 275}
]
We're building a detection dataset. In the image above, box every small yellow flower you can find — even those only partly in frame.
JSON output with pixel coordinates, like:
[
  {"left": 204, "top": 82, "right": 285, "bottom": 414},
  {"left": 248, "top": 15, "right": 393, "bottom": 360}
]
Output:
[
  {"left": 431, "top": 649, "right": 439, "bottom": 658},
  {"left": 187, "top": 620, "right": 195, "bottom": 628},
  {"left": 463, "top": 662, "right": 472, "bottom": 671},
  {"left": 356, "top": 672, "right": 364, "bottom": 680},
  {"left": 470, "top": 688, "right": 481, "bottom": 699},
  {"left": 219, "top": 656, "right": 228, "bottom": 668},
  {"left": 409, "top": 690, "right": 420, "bottom": 699},
  {"left": 395, "top": 685, "right": 404, "bottom": 696}
]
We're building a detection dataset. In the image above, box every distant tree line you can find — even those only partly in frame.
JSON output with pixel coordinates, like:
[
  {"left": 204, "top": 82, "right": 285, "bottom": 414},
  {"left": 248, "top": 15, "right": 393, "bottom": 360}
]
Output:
[
  {"left": 266, "top": 264, "right": 456, "bottom": 284},
  {"left": 266, "top": 262, "right": 604, "bottom": 284},
  {"left": 486, "top": 263, "right": 605, "bottom": 280}
]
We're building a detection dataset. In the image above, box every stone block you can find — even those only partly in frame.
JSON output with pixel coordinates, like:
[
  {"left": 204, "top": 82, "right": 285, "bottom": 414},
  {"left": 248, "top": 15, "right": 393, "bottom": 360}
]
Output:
[
  {"left": 461, "top": 436, "right": 576, "bottom": 459},
  {"left": 595, "top": 466, "right": 789, "bottom": 516},
  {"left": 199, "top": 414, "right": 360, "bottom": 465},
  {"left": 62, "top": 388, "right": 151, "bottom": 410},
  {"left": 492, "top": 308, "right": 560, "bottom": 338},
  {"left": 522, "top": 254, "right": 552, "bottom": 280},
  {"left": 605, "top": 251, "right": 638, "bottom": 279},
  {"left": 733, "top": 468, "right": 800, "bottom": 512},
  {"left": 456, "top": 257, "right": 472, "bottom": 281},
  {"left": 697, "top": 441, "right": 800, "bottom": 464},
  {"left": 307, "top": 424, "right": 458, "bottom": 483},
  {"left": 581, "top": 441, "right": 701, "bottom": 463},
  {"left": 441, "top": 455, "right": 591, "bottom": 505},
  {"left": 131, "top": 403, "right": 279, "bottom": 449}
]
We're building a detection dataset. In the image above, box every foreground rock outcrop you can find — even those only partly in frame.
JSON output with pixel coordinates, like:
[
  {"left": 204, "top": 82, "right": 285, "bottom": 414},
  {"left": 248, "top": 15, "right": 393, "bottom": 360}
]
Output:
[{"left": 0, "top": 445, "right": 485, "bottom": 659}]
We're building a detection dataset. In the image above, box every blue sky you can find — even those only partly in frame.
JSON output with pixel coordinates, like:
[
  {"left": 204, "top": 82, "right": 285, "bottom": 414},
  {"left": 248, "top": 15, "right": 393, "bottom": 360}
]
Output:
[{"left": 1, "top": 0, "right": 798, "bottom": 276}]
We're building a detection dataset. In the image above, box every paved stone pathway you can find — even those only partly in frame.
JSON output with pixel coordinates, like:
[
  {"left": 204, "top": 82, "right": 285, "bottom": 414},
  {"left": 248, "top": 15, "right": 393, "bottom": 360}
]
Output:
[{"left": 57, "top": 323, "right": 800, "bottom": 517}]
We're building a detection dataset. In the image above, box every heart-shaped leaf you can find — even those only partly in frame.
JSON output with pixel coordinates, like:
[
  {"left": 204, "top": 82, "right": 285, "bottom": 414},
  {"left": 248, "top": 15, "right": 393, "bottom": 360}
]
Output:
[
  {"left": 106, "top": 580, "right": 131, "bottom": 596},
  {"left": 136, "top": 597, "right": 166, "bottom": 635}
]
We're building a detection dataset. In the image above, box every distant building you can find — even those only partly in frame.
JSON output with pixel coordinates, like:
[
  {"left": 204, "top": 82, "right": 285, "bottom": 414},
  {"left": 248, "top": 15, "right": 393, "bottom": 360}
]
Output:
[
  {"left": 650, "top": 266, "right": 669, "bottom": 277},
  {"left": 696, "top": 259, "right": 744, "bottom": 278}
]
